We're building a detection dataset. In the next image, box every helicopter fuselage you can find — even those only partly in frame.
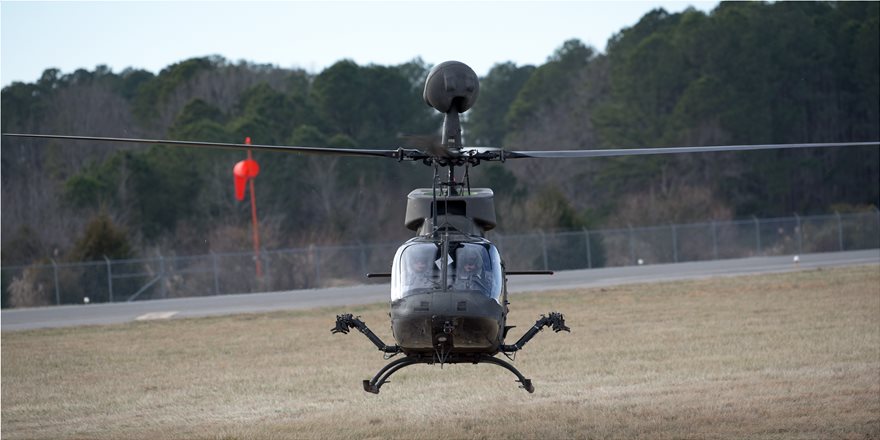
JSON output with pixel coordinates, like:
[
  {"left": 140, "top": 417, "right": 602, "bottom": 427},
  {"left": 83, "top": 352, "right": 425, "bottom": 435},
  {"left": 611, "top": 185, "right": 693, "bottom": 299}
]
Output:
[
  {"left": 389, "top": 235, "right": 508, "bottom": 355},
  {"left": 387, "top": 187, "right": 510, "bottom": 355}
]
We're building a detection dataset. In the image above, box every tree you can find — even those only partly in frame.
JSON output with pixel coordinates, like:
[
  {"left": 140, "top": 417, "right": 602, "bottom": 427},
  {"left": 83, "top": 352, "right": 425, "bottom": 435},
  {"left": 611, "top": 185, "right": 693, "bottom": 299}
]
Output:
[
  {"left": 505, "top": 39, "right": 596, "bottom": 134},
  {"left": 466, "top": 62, "right": 535, "bottom": 147},
  {"left": 68, "top": 212, "right": 133, "bottom": 262}
]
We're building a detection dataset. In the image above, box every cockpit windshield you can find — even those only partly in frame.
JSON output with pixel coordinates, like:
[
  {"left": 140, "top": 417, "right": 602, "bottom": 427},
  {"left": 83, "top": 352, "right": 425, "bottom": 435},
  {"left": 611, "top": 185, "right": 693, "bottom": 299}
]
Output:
[{"left": 391, "top": 241, "right": 503, "bottom": 302}]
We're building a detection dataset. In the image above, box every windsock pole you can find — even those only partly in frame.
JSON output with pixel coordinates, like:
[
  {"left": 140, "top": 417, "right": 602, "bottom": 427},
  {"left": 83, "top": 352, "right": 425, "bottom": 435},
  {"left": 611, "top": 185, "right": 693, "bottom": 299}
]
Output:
[{"left": 245, "top": 138, "right": 263, "bottom": 278}]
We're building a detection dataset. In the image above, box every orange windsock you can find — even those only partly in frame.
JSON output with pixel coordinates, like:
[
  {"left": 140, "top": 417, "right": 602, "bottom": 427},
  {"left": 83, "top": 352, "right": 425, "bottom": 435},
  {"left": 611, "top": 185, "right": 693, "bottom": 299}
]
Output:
[{"left": 233, "top": 158, "right": 260, "bottom": 200}]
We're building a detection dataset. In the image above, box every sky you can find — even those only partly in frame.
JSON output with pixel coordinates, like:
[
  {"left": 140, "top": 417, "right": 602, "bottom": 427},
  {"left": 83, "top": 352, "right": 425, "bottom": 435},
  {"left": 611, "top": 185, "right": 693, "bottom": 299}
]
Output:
[{"left": 1, "top": 1, "right": 717, "bottom": 87}]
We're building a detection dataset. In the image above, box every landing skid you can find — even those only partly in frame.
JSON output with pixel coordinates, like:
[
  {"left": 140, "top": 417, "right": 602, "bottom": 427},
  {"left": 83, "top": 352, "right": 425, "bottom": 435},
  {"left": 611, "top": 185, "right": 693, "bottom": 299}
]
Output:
[
  {"left": 362, "top": 353, "right": 534, "bottom": 394},
  {"left": 332, "top": 312, "right": 569, "bottom": 394}
]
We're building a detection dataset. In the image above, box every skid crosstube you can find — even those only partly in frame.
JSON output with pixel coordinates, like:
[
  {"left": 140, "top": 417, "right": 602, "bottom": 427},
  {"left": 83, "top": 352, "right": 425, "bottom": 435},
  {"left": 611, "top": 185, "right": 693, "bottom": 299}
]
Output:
[{"left": 361, "top": 353, "right": 534, "bottom": 394}]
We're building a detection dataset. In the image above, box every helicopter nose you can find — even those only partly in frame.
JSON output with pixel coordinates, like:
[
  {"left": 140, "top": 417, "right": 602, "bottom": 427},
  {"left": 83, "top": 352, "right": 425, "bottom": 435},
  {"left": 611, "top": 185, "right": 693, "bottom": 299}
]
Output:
[
  {"left": 432, "top": 318, "right": 457, "bottom": 349},
  {"left": 391, "top": 290, "right": 503, "bottom": 352}
]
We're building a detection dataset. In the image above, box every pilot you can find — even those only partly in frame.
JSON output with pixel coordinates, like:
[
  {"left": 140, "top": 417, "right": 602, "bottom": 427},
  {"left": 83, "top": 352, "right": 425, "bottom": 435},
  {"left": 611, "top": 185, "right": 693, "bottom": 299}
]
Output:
[
  {"left": 406, "top": 247, "right": 436, "bottom": 290},
  {"left": 454, "top": 247, "right": 489, "bottom": 293}
]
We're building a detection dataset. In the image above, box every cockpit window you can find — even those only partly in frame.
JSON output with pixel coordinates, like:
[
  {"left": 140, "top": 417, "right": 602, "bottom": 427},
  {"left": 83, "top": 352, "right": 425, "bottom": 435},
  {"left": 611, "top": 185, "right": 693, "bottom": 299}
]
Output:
[
  {"left": 453, "top": 245, "right": 489, "bottom": 292},
  {"left": 395, "top": 243, "right": 441, "bottom": 293},
  {"left": 391, "top": 241, "right": 503, "bottom": 302}
]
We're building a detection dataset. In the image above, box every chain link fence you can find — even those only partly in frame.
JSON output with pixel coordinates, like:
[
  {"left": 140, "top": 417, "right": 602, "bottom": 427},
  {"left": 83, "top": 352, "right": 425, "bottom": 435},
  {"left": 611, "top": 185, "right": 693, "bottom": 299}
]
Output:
[{"left": 3, "top": 211, "right": 878, "bottom": 308}]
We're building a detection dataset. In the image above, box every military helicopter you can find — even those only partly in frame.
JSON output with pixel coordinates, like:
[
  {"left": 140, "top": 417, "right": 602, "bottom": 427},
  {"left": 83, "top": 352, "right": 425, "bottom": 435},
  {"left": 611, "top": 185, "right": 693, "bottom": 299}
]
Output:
[{"left": 4, "top": 61, "right": 878, "bottom": 394}]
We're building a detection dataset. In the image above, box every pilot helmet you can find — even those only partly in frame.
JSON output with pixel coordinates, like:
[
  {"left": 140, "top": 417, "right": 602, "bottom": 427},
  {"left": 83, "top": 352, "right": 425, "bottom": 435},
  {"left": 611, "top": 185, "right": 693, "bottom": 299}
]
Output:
[
  {"left": 458, "top": 246, "right": 483, "bottom": 268},
  {"left": 408, "top": 245, "right": 434, "bottom": 269}
]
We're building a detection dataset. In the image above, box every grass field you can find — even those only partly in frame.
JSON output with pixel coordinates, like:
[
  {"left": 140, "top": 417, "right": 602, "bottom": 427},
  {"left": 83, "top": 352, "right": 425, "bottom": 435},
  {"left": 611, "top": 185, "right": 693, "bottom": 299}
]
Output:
[{"left": 2, "top": 265, "right": 879, "bottom": 439}]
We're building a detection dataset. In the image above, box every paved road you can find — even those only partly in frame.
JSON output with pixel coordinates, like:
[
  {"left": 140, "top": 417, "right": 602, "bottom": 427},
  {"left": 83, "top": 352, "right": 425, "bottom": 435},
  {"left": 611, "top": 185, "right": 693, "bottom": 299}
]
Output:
[{"left": 3, "top": 249, "right": 877, "bottom": 331}]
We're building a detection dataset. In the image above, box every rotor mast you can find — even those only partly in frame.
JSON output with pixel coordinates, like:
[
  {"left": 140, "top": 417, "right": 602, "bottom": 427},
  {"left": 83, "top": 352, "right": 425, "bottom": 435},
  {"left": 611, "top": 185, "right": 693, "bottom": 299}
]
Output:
[
  {"left": 443, "top": 108, "right": 462, "bottom": 195},
  {"left": 423, "top": 61, "right": 480, "bottom": 196}
]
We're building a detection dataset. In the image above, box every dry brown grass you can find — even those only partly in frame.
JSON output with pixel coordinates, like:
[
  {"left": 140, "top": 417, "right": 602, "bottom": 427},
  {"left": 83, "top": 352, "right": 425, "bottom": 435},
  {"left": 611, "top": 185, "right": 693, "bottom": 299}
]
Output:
[{"left": 2, "top": 265, "right": 879, "bottom": 439}]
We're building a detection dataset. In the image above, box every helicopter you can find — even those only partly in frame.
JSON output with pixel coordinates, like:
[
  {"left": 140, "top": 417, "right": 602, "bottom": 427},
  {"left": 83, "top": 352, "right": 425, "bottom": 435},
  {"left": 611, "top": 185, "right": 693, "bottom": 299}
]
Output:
[{"left": 4, "top": 61, "right": 879, "bottom": 394}]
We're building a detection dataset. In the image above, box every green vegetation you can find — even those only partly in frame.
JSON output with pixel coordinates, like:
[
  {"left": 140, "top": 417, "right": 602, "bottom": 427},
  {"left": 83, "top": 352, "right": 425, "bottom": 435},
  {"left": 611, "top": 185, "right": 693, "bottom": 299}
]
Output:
[
  {"left": 1, "top": 3, "right": 877, "bottom": 272},
  {"left": 2, "top": 266, "right": 878, "bottom": 439}
]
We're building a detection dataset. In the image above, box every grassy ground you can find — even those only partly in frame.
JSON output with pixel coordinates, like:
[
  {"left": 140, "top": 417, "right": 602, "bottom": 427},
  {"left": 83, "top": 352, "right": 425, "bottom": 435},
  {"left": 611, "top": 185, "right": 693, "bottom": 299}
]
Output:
[{"left": 2, "top": 265, "right": 879, "bottom": 439}]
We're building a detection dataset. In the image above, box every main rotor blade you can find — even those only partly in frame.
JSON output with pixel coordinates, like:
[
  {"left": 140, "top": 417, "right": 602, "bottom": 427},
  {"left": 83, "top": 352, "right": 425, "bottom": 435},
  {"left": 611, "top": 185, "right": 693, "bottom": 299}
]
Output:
[
  {"left": 2, "top": 133, "right": 429, "bottom": 160},
  {"left": 503, "top": 141, "right": 880, "bottom": 159}
]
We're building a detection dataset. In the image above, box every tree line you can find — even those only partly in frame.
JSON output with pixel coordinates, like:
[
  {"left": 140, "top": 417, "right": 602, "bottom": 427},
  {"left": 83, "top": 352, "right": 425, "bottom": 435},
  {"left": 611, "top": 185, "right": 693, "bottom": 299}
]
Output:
[{"left": 2, "top": 1, "right": 878, "bottom": 274}]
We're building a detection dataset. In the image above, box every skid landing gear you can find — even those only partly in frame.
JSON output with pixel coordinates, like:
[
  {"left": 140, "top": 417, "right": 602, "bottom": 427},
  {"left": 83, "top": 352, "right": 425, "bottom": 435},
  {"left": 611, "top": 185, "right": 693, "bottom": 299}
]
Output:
[
  {"left": 362, "top": 353, "right": 534, "bottom": 394},
  {"left": 332, "top": 311, "right": 569, "bottom": 394}
]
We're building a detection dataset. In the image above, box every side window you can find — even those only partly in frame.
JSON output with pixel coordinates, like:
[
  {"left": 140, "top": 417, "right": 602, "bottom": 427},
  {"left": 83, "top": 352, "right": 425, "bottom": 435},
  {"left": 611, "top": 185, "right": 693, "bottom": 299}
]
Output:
[{"left": 487, "top": 245, "right": 503, "bottom": 300}]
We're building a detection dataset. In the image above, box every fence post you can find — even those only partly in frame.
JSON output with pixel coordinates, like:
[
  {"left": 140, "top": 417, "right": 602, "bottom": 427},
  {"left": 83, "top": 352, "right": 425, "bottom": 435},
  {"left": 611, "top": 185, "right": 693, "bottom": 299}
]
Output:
[
  {"left": 753, "top": 216, "right": 761, "bottom": 255},
  {"left": 712, "top": 220, "right": 718, "bottom": 260},
  {"left": 104, "top": 256, "right": 114, "bottom": 303},
  {"left": 211, "top": 252, "right": 220, "bottom": 295},
  {"left": 876, "top": 207, "right": 880, "bottom": 249},
  {"left": 51, "top": 259, "right": 60, "bottom": 305},
  {"left": 314, "top": 245, "right": 321, "bottom": 288},
  {"left": 539, "top": 231, "right": 549, "bottom": 270},
  {"left": 628, "top": 224, "right": 636, "bottom": 265},
  {"left": 158, "top": 252, "right": 166, "bottom": 299},
  {"left": 583, "top": 228, "right": 592, "bottom": 269},
  {"left": 836, "top": 211, "right": 844, "bottom": 251},
  {"left": 358, "top": 241, "right": 367, "bottom": 276},
  {"left": 794, "top": 213, "right": 802, "bottom": 254},
  {"left": 671, "top": 224, "right": 678, "bottom": 263},
  {"left": 262, "top": 253, "right": 271, "bottom": 291}
]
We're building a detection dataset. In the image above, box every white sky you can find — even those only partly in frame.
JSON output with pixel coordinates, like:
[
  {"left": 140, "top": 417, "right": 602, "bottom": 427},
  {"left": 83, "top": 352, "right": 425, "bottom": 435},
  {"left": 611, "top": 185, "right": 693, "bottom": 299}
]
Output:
[{"left": 1, "top": 1, "right": 717, "bottom": 87}]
